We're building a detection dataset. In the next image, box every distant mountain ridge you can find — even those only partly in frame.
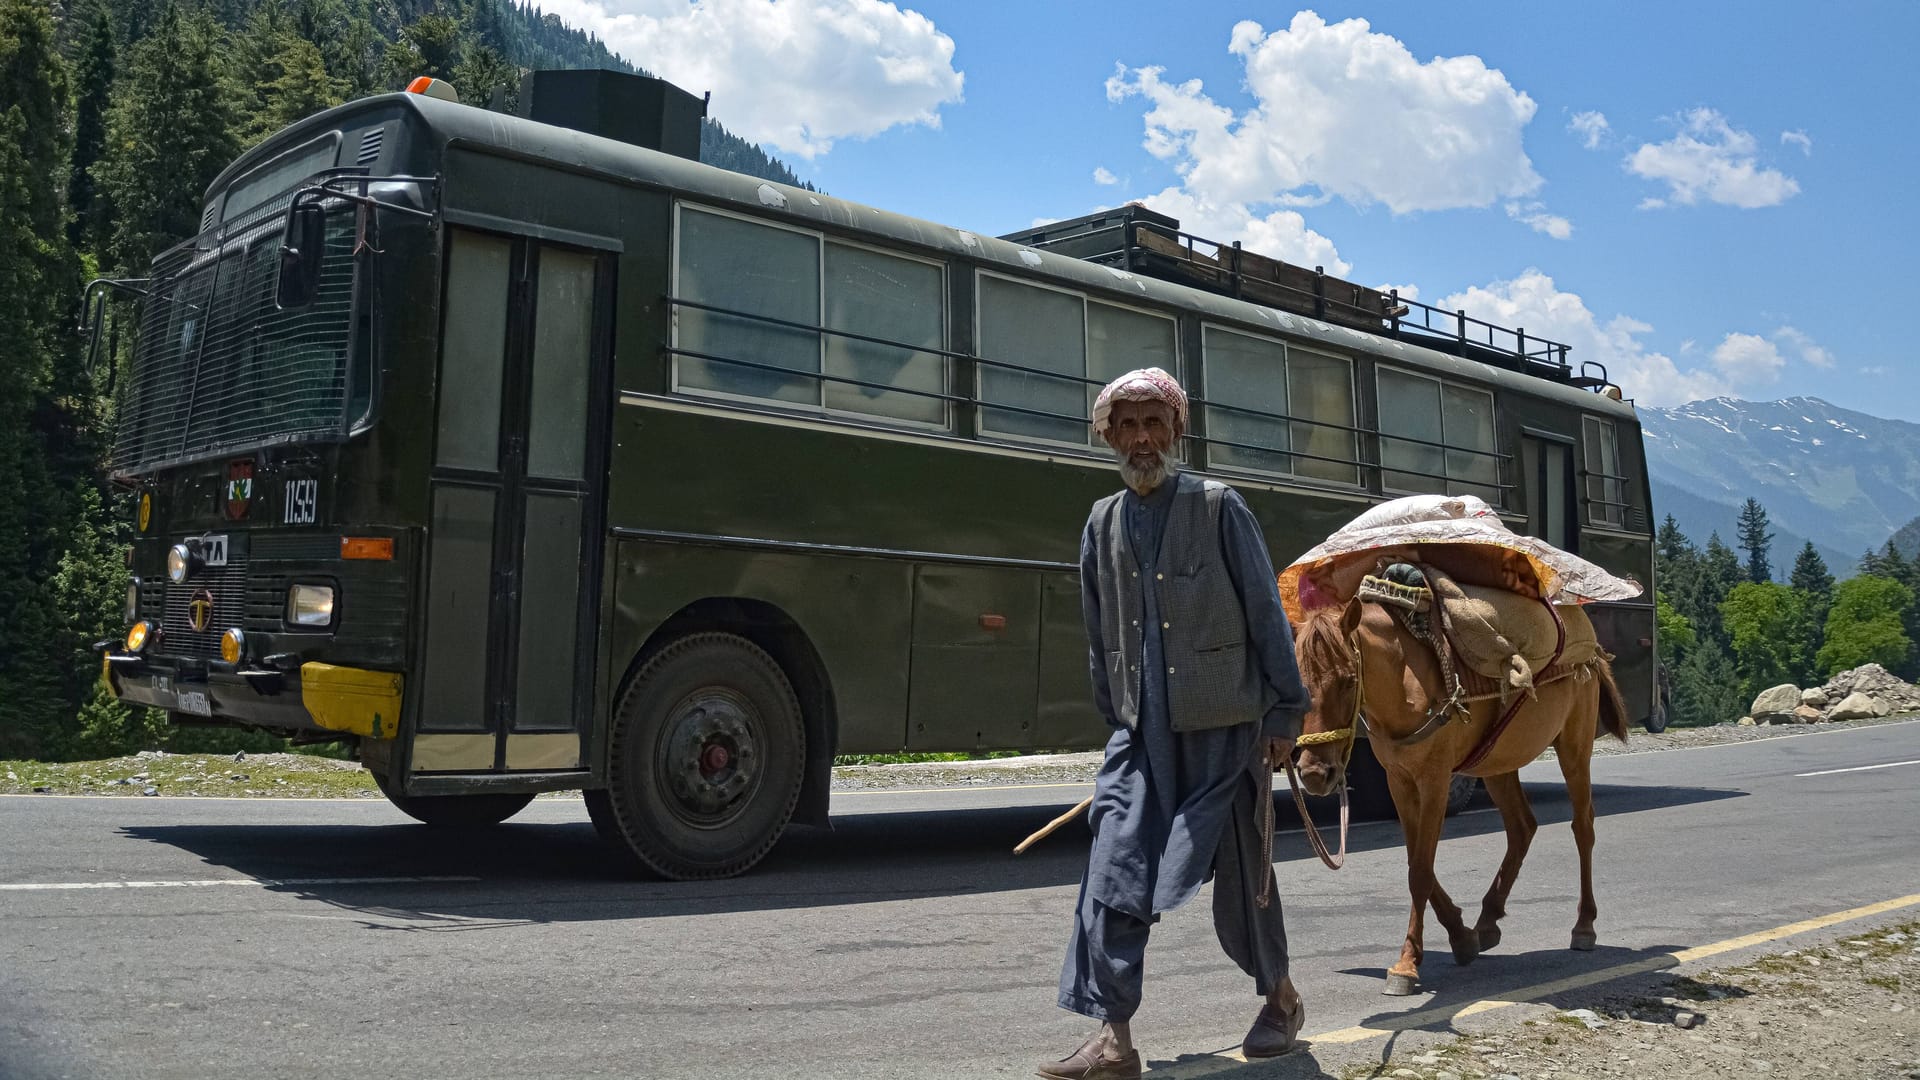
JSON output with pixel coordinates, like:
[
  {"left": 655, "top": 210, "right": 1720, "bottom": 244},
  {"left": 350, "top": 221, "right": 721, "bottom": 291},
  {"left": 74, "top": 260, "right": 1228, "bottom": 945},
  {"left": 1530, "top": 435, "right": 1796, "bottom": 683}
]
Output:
[{"left": 1641, "top": 396, "right": 1920, "bottom": 578}]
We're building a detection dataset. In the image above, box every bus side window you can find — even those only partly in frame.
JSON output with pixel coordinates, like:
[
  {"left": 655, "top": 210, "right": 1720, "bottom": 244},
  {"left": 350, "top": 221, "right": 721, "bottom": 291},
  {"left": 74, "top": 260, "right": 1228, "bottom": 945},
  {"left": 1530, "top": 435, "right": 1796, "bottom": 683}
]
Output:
[{"left": 1583, "top": 416, "right": 1625, "bottom": 527}]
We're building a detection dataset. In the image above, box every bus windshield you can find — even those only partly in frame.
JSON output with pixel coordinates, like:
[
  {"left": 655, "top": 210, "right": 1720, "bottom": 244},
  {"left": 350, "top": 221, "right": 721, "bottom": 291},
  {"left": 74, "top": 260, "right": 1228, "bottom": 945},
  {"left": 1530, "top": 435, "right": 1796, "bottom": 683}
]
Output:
[{"left": 112, "top": 199, "right": 360, "bottom": 475}]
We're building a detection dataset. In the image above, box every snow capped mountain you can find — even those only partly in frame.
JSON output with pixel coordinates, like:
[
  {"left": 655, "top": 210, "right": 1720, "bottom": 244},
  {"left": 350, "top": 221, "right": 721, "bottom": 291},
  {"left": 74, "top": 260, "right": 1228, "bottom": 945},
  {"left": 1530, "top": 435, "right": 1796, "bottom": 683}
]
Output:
[{"left": 1639, "top": 396, "right": 1920, "bottom": 576}]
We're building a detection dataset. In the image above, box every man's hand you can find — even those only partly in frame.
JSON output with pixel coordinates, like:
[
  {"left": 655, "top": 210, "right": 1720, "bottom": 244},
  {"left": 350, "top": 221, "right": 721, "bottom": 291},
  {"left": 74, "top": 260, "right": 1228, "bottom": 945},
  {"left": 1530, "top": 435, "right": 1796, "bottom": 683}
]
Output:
[{"left": 1265, "top": 736, "right": 1295, "bottom": 768}]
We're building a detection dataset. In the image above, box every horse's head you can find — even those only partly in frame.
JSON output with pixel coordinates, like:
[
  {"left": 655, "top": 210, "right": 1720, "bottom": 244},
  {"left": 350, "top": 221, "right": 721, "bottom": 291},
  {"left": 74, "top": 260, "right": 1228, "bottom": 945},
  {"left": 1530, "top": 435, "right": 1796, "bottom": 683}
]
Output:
[{"left": 1291, "top": 602, "right": 1364, "bottom": 797}]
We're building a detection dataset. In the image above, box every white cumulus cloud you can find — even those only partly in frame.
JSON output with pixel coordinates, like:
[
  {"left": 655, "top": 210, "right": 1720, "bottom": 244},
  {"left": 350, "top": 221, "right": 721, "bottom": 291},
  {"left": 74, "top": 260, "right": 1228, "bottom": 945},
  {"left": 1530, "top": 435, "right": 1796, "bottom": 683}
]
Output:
[
  {"left": 1436, "top": 270, "right": 1730, "bottom": 407},
  {"left": 1100, "top": 12, "right": 1552, "bottom": 272},
  {"left": 1569, "top": 110, "right": 1610, "bottom": 150},
  {"left": 1627, "top": 107, "right": 1800, "bottom": 209},
  {"left": 1136, "top": 187, "right": 1351, "bottom": 276},
  {"left": 1505, "top": 200, "right": 1572, "bottom": 239},
  {"left": 1092, "top": 166, "right": 1119, "bottom": 186},
  {"left": 1107, "top": 13, "right": 1542, "bottom": 215},
  {"left": 1781, "top": 130, "right": 1813, "bottom": 155},
  {"left": 1773, "top": 326, "right": 1834, "bottom": 368},
  {"left": 1711, "top": 332, "right": 1786, "bottom": 383},
  {"left": 522, "top": 0, "right": 964, "bottom": 159}
]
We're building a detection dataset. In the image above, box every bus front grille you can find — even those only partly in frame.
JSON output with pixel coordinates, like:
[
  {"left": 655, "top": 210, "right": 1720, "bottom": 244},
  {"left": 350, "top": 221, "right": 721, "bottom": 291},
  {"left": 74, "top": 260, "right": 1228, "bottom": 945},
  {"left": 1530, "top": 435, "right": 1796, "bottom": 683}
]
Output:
[{"left": 157, "top": 556, "right": 250, "bottom": 659}]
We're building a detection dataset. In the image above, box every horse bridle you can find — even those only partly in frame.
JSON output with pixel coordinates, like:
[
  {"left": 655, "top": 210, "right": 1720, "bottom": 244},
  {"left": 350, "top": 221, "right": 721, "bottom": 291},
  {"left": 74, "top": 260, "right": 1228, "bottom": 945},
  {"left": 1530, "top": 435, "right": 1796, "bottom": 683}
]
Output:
[{"left": 1283, "top": 630, "right": 1363, "bottom": 870}]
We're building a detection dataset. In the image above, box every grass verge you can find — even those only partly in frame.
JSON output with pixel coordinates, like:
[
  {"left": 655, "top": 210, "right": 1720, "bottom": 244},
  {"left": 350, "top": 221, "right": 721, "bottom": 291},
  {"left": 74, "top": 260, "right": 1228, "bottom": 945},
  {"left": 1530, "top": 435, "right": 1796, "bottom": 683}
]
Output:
[{"left": 1, "top": 752, "right": 381, "bottom": 799}]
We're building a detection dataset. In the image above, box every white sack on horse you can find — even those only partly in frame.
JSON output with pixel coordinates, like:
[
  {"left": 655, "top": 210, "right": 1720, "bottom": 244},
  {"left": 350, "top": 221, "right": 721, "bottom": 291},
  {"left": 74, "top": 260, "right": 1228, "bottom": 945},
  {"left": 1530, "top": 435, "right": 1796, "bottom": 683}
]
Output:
[{"left": 1276, "top": 494, "right": 1643, "bottom": 626}]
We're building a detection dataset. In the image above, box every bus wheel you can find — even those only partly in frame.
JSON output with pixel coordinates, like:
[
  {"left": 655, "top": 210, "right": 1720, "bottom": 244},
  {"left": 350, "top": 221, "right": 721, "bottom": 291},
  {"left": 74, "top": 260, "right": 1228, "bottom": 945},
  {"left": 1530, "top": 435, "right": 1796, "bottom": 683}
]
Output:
[
  {"left": 1645, "top": 677, "right": 1672, "bottom": 733},
  {"left": 1445, "top": 773, "right": 1479, "bottom": 816},
  {"left": 601, "top": 632, "right": 805, "bottom": 880},
  {"left": 372, "top": 771, "right": 534, "bottom": 827}
]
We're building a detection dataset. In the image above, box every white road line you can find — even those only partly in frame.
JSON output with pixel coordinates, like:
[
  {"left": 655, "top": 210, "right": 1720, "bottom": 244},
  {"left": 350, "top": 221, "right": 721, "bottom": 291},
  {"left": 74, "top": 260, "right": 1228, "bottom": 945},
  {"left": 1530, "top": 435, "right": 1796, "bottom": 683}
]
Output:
[
  {"left": 0, "top": 875, "right": 480, "bottom": 891},
  {"left": 1795, "top": 758, "right": 1920, "bottom": 778}
]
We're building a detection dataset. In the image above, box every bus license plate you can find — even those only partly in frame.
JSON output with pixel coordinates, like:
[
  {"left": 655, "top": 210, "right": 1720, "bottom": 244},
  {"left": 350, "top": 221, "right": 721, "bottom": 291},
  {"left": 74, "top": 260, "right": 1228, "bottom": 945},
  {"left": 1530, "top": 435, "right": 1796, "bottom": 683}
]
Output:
[{"left": 176, "top": 690, "right": 212, "bottom": 716}]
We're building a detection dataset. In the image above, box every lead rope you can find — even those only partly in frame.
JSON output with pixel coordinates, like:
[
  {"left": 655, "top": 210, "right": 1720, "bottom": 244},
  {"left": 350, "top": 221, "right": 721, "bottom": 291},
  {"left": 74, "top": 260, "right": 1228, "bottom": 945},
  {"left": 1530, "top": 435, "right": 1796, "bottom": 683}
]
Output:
[
  {"left": 1257, "top": 748, "right": 1276, "bottom": 906},
  {"left": 1286, "top": 755, "right": 1349, "bottom": 870}
]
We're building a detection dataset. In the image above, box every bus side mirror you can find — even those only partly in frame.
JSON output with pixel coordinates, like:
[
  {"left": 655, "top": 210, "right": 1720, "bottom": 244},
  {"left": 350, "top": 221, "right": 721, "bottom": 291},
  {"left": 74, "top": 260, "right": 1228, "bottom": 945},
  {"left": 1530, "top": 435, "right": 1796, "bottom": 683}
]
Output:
[{"left": 276, "top": 203, "right": 327, "bottom": 309}]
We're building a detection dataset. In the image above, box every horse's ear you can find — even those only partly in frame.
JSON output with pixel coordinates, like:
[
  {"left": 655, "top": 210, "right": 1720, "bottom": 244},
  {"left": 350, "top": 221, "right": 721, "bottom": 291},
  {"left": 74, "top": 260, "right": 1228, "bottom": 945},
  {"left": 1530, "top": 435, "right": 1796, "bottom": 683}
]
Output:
[{"left": 1338, "top": 597, "right": 1364, "bottom": 636}]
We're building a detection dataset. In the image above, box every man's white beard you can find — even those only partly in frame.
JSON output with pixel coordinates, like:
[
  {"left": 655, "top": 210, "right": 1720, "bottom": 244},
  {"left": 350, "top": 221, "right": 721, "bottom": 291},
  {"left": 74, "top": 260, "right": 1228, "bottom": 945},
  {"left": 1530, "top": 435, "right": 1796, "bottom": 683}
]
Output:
[{"left": 1118, "top": 448, "right": 1179, "bottom": 493}]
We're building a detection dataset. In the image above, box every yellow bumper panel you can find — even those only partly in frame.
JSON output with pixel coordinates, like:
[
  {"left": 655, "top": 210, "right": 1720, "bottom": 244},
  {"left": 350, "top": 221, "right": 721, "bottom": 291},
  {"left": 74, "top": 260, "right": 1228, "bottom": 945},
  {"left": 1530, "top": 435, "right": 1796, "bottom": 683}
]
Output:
[
  {"left": 301, "top": 663, "right": 403, "bottom": 739},
  {"left": 100, "top": 655, "right": 119, "bottom": 698}
]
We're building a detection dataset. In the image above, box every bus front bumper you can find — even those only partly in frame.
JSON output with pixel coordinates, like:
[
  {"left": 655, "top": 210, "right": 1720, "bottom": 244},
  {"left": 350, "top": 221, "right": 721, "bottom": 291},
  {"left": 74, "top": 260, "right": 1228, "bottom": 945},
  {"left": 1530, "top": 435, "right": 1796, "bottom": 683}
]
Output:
[{"left": 102, "top": 655, "right": 402, "bottom": 741}]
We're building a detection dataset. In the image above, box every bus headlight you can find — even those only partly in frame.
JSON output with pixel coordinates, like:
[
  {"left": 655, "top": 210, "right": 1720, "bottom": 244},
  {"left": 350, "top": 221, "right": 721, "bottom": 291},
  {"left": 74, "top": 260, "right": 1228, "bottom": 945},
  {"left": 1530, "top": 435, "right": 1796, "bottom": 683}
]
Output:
[
  {"left": 220, "top": 628, "right": 246, "bottom": 664},
  {"left": 125, "top": 579, "right": 140, "bottom": 624},
  {"left": 126, "top": 621, "right": 151, "bottom": 653},
  {"left": 167, "top": 542, "right": 200, "bottom": 583},
  {"left": 287, "top": 584, "right": 335, "bottom": 627}
]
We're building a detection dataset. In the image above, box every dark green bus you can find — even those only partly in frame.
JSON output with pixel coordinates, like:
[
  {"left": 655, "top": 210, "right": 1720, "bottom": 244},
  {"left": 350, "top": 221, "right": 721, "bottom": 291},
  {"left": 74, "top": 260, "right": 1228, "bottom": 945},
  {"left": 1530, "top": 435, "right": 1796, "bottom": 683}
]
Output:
[{"left": 92, "top": 69, "right": 1656, "bottom": 879}]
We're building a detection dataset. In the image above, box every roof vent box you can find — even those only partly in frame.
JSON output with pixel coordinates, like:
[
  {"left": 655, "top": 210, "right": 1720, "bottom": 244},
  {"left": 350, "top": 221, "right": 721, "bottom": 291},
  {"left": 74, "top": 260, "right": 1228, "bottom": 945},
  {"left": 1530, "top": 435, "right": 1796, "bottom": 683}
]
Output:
[{"left": 515, "top": 69, "right": 708, "bottom": 160}]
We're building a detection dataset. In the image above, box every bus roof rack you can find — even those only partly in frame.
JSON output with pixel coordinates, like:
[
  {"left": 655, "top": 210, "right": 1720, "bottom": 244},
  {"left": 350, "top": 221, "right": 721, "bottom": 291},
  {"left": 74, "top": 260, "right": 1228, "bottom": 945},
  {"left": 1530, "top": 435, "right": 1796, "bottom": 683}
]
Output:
[{"left": 999, "top": 205, "right": 1606, "bottom": 392}]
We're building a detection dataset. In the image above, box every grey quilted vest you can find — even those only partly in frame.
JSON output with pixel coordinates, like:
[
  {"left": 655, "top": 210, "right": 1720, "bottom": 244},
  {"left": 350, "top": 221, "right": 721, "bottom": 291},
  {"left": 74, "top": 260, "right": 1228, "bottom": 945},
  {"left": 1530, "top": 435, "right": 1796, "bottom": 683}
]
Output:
[{"left": 1090, "top": 472, "right": 1276, "bottom": 733}]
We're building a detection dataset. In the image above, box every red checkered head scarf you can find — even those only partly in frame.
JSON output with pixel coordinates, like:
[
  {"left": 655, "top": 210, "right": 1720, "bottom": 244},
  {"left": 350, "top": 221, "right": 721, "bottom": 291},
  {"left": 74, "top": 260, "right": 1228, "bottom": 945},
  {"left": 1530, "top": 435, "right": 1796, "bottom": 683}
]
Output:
[{"left": 1092, "top": 367, "right": 1188, "bottom": 437}]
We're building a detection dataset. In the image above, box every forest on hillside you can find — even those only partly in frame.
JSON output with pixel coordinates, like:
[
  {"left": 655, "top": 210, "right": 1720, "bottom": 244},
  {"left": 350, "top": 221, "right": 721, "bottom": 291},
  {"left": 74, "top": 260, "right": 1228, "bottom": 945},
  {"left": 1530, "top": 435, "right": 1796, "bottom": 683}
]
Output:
[
  {"left": 1655, "top": 498, "right": 1920, "bottom": 726},
  {"left": 0, "top": 0, "right": 811, "bottom": 760}
]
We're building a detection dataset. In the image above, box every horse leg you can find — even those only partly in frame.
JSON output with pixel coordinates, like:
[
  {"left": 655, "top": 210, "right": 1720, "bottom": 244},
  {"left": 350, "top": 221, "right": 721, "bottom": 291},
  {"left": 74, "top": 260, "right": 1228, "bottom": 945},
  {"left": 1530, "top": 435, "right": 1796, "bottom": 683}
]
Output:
[
  {"left": 1473, "top": 771, "right": 1537, "bottom": 952},
  {"left": 1384, "top": 768, "right": 1461, "bottom": 993},
  {"left": 1554, "top": 730, "right": 1600, "bottom": 951},
  {"left": 1428, "top": 876, "right": 1479, "bottom": 967}
]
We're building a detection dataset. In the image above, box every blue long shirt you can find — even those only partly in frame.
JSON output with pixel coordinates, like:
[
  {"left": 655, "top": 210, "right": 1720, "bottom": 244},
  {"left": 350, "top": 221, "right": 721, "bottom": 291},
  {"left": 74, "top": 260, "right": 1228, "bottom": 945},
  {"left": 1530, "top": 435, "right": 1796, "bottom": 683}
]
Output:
[{"left": 1079, "top": 476, "right": 1311, "bottom": 918}]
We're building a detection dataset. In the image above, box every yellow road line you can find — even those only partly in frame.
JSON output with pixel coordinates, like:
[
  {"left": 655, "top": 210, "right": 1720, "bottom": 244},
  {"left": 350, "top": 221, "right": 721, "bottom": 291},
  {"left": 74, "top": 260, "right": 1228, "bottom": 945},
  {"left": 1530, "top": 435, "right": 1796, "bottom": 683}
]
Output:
[{"left": 1155, "top": 892, "right": 1920, "bottom": 1072}]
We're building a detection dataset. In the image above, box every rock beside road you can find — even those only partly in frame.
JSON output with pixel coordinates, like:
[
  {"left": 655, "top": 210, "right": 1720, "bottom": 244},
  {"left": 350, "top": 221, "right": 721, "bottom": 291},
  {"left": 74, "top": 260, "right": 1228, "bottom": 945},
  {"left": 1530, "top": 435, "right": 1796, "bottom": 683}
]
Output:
[
  {"left": 1830, "top": 691, "right": 1893, "bottom": 721},
  {"left": 1739, "top": 664, "right": 1920, "bottom": 726},
  {"left": 1749, "top": 683, "right": 1802, "bottom": 723}
]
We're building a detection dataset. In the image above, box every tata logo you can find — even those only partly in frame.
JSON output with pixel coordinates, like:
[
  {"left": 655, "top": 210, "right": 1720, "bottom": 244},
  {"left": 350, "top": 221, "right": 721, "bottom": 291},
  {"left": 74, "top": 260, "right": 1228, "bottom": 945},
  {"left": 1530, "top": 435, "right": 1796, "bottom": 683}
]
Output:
[
  {"left": 187, "top": 588, "right": 216, "bottom": 633},
  {"left": 225, "top": 460, "right": 254, "bottom": 521}
]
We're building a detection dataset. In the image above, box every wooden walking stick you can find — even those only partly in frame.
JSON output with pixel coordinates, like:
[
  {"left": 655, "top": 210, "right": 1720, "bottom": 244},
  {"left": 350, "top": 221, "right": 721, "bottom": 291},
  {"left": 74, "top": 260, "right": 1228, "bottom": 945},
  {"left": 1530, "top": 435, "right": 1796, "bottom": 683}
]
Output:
[{"left": 1013, "top": 793, "right": 1094, "bottom": 854}]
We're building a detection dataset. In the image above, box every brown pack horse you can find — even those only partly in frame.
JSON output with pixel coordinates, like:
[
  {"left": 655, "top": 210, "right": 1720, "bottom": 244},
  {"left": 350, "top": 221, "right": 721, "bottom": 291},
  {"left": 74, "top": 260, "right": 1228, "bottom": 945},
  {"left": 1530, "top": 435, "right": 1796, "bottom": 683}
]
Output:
[{"left": 1290, "top": 595, "right": 1629, "bottom": 996}]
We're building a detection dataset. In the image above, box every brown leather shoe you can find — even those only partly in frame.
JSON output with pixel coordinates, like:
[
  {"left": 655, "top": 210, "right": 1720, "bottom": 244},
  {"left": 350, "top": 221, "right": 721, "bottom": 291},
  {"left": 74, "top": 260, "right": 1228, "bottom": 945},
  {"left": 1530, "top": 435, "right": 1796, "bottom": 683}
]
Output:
[
  {"left": 1241, "top": 998, "right": 1305, "bottom": 1058},
  {"left": 1036, "top": 1029, "right": 1143, "bottom": 1080}
]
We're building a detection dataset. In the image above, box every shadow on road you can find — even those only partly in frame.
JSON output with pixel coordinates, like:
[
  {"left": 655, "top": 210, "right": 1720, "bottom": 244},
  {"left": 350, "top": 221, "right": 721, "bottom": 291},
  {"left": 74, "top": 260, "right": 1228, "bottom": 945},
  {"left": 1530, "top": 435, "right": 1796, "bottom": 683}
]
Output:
[
  {"left": 1127, "top": 946, "right": 1752, "bottom": 1079},
  {"left": 114, "top": 779, "right": 1743, "bottom": 926}
]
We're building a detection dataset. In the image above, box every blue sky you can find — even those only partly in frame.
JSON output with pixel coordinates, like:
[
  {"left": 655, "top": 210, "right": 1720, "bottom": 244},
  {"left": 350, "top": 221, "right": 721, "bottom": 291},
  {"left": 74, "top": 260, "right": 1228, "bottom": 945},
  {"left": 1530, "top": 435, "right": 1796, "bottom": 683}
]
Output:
[{"left": 537, "top": 0, "right": 1918, "bottom": 419}]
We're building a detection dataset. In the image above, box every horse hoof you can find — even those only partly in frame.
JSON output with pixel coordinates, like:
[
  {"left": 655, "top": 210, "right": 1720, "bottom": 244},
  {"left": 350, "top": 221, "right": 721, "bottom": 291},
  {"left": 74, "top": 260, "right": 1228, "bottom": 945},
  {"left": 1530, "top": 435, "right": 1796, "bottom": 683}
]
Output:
[
  {"left": 1383, "top": 973, "right": 1419, "bottom": 996},
  {"left": 1478, "top": 926, "right": 1502, "bottom": 952},
  {"left": 1451, "top": 936, "right": 1479, "bottom": 966},
  {"left": 1570, "top": 931, "right": 1597, "bottom": 952}
]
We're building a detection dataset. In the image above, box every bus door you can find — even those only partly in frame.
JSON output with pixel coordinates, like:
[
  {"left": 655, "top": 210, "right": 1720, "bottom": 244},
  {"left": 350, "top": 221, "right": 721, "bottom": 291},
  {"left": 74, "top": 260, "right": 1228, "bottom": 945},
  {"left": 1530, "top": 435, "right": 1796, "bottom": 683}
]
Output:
[
  {"left": 1520, "top": 430, "right": 1575, "bottom": 552},
  {"left": 414, "top": 226, "right": 614, "bottom": 774}
]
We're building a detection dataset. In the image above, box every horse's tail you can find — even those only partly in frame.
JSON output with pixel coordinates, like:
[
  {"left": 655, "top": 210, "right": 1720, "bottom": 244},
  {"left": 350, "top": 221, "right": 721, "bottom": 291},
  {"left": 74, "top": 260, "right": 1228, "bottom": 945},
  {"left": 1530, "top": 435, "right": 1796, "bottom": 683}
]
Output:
[{"left": 1595, "top": 661, "right": 1630, "bottom": 743}]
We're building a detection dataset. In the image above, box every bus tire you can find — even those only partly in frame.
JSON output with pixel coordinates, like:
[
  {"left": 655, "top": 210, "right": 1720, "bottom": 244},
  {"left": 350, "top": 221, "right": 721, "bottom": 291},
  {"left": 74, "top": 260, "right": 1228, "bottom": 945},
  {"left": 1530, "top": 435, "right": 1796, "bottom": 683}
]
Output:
[
  {"left": 373, "top": 771, "right": 534, "bottom": 827},
  {"left": 601, "top": 632, "right": 805, "bottom": 880},
  {"left": 1645, "top": 675, "right": 1672, "bottom": 733},
  {"left": 1445, "top": 773, "right": 1479, "bottom": 816}
]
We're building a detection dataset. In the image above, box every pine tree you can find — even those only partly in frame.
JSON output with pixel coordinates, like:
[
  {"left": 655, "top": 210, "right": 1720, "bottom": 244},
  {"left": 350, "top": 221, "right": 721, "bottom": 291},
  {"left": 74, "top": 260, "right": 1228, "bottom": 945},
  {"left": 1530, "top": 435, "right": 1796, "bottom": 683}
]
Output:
[
  {"left": 95, "top": 2, "right": 241, "bottom": 275},
  {"left": 451, "top": 41, "right": 517, "bottom": 110},
  {"left": 1789, "top": 542, "right": 1835, "bottom": 685},
  {"left": 1735, "top": 497, "right": 1773, "bottom": 583},
  {"left": 1858, "top": 540, "right": 1911, "bottom": 582},
  {"left": 66, "top": 7, "right": 114, "bottom": 254},
  {"left": 1670, "top": 638, "right": 1744, "bottom": 727},
  {"left": 253, "top": 32, "right": 345, "bottom": 138},
  {"left": 0, "top": 0, "right": 81, "bottom": 759},
  {"left": 1693, "top": 532, "right": 1744, "bottom": 649}
]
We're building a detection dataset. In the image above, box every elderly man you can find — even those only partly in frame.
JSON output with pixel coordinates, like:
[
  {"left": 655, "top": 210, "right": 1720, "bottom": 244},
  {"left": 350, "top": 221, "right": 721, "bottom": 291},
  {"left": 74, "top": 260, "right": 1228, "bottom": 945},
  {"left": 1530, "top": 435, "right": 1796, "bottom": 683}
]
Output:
[{"left": 1039, "top": 368, "right": 1311, "bottom": 1080}]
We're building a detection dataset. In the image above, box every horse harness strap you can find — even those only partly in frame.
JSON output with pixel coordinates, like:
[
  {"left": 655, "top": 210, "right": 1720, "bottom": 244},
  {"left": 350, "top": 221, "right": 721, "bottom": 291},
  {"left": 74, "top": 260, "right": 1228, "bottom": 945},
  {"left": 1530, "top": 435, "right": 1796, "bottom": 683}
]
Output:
[{"left": 1453, "top": 594, "right": 1568, "bottom": 772}]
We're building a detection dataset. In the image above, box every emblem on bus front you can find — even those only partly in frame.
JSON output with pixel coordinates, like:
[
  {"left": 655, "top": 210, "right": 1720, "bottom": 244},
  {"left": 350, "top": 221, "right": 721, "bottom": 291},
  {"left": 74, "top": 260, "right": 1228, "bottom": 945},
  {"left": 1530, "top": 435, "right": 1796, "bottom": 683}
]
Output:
[
  {"left": 225, "top": 460, "right": 254, "bottom": 521},
  {"left": 187, "top": 588, "right": 216, "bottom": 633}
]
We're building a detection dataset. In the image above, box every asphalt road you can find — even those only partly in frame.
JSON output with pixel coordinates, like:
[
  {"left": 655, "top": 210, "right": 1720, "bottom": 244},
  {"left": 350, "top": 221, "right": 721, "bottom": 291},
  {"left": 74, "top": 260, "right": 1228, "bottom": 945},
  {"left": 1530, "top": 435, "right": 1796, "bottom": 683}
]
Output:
[{"left": 4, "top": 720, "right": 1919, "bottom": 1080}]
